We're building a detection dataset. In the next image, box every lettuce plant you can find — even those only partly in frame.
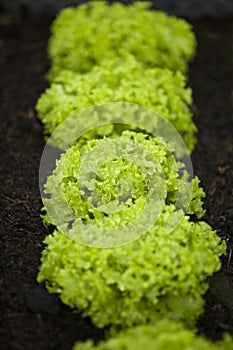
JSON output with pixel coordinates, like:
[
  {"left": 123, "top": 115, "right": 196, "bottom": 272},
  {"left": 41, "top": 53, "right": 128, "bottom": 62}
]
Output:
[
  {"left": 48, "top": 1, "right": 196, "bottom": 80},
  {"left": 73, "top": 320, "right": 233, "bottom": 350},
  {"left": 38, "top": 218, "right": 225, "bottom": 331},
  {"left": 37, "top": 131, "right": 225, "bottom": 331},
  {"left": 41, "top": 130, "right": 205, "bottom": 230},
  {"left": 36, "top": 56, "right": 196, "bottom": 152}
]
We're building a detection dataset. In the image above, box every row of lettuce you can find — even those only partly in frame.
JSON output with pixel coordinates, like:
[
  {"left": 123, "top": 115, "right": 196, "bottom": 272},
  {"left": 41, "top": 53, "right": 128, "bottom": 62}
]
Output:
[{"left": 36, "top": 2, "right": 233, "bottom": 349}]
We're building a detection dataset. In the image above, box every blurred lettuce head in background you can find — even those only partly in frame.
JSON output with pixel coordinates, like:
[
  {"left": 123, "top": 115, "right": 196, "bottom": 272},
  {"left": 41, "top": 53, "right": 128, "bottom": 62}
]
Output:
[
  {"left": 73, "top": 319, "right": 233, "bottom": 350},
  {"left": 36, "top": 56, "right": 197, "bottom": 152},
  {"left": 47, "top": 1, "right": 196, "bottom": 79}
]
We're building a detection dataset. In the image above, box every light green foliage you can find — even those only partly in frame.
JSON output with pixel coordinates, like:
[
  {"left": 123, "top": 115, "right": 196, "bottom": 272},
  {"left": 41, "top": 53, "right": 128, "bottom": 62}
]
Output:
[
  {"left": 38, "top": 131, "right": 225, "bottom": 331},
  {"left": 36, "top": 56, "right": 196, "bottom": 152},
  {"left": 42, "top": 130, "right": 205, "bottom": 228},
  {"left": 38, "top": 219, "right": 225, "bottom": 331},
  {"left": 73, "top": 320, "right": 233, "bottom": 350},
  {"left": 48, "top": 1, "right": 196, "bottom": 80},
  {"left": 187, "top": 176, "right": 206, "bottom": 218}
]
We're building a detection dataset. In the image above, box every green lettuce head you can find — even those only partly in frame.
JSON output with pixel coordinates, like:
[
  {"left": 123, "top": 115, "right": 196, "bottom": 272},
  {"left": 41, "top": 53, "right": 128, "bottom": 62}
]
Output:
[
  {"left": 40, "top": 129, "right": 205, "bottom": 245},
  {"left": 36, "top": 56, "right": 197, "bottom": 152},
  {"left": 38, "top": 218, "right": 225, "bottom": 332},
  {"left": 73, "top": 320, "right": 233, "bottom": 350},
  {"left": 48, "top": 1, "right": 196, "bottom": 80}
]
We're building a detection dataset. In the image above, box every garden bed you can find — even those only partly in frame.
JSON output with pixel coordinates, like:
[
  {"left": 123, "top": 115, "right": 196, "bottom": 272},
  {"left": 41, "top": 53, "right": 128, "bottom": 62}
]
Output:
[{"left": 0, "top": 10, "right": 233, "bottom": 350}]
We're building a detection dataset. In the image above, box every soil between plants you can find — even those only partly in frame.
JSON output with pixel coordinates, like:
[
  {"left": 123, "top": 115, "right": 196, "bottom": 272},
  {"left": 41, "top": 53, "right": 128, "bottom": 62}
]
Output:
[{"left": 0, "top": 10, "right": 233, "bottom": 350}]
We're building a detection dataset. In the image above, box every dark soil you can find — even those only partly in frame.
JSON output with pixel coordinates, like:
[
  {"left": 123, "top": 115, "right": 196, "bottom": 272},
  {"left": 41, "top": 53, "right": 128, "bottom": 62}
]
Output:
[
  {"left": 0, "top": 10, "right": 233, "bottom": 350},
  {"left": 1, "top": 0, "right": 233, "bottom": 18}
]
